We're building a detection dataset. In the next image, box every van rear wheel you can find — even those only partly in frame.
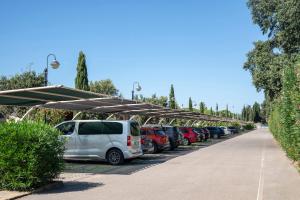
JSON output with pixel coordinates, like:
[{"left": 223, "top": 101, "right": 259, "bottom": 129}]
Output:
[{"left": 107, "top": 149, "right": 124, "bottom": 165}]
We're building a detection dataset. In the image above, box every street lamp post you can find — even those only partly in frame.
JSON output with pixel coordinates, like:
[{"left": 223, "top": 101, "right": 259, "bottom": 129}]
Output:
[
  {"left": 132, "top": 81, "right": 142, "bottom": 100},
  {"left": 44, "top": 54, "right": 60, "bottom": 86}
]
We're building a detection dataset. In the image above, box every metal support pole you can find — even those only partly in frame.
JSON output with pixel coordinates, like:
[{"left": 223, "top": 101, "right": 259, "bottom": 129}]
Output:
[
  {"left": 169, "top": 119, "right": 176, "bottom": 125},
  {"left": 106, "top": 114, "right": 115, "bottom": 120},
  {"left": 72, "top": 112, "right": 82, "bottom": 120},
  {"left": 184, "top": 120, "right": 191, "bottom": 127},
  {"left": 129, "top": 115, "right": 137, "bottom": 120},
  {"left": 143, "top": 117, "right": 153, "bottom": 126},
  {"left": 21, "top": 106, "right": 39, "bottom": 121},
  {"left": 158, "top": 118, "right": 165, "bottom": 125}
]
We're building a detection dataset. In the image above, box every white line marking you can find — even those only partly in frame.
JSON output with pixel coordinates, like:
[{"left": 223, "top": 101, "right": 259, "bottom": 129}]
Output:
[{"left": 257, "top": 137, "right": 266, "bottom": 200}]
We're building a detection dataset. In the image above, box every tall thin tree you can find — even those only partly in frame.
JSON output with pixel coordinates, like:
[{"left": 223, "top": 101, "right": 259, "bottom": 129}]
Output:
[
  {"left": 199, "top": 101, "right": 206, "bottom": 114},
  {"left": 169, "top": 84, "right": 176, "bottom": 109},
  {"left": 75, "top": 51, "right": 89, "bottom": 91},
  {"left": 188, "top": 97, "right": 193, "bottom": 111}
]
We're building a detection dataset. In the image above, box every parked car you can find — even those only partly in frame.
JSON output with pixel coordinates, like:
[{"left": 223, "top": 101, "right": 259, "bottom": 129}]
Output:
[
  {"left": 220, "top": 126, "right": 231, "bottom": 135},
  {"left": 141, "top": 125, "right": 170, "bottom": 153},
  {"left": 179, "top": 127, "right": 198, "bottom": 145},
  {"left": 55, "top": 120, "right": 143, "bottom": 165},
  {"left": 205, "top": 126, "right": 225, "bottom": 139},
  {"left": 162, "top": 125, "right": 181, "bottom": 150},
  {"left": 227, "top": 126, "right": 239, "bottom": 134},
  {"left": 194, "top": 127, "right": 210, "bottom": 141},
  {"left": 141, "top": 135, "right": 154, "bottom": 153}
]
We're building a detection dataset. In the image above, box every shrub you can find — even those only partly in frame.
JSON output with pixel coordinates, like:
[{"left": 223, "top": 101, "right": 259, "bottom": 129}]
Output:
[
  {"left": 268, "top": 61, "right": 300, "bottom": 163},
  {"left": 0, "top": 121, "right": 65, "bottom": 191},
  {"left": 242, "top": 123, "right": 256, "bottom": 130}
]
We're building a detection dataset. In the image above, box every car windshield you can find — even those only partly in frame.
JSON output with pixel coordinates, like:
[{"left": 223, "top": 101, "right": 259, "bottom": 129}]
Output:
[
  {"left": 154, "top": 130, "right": 165, "bottom": 135},
  {"left": 130, "top": 122, "right": 140, "bottom": 136}
]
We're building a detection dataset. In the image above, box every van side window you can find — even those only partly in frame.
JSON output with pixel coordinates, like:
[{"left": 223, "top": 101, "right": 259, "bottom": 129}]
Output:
[
  {"left": 102, "top": 122, "right": 123, "bottom": 134},
  {"left": 57, "top": 122, "right": 75, "bottom": 135},
  {"left": 78, "top": 122, "right": 102, "bottom": 135},
  {"left": 130, "top": 122, "right": 140, "bottom": 136}
]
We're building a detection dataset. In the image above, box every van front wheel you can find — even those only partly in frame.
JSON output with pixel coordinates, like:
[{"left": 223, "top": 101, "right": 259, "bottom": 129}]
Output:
[{"left": 107, "top": 149, "right": 124, "bottom": 165}]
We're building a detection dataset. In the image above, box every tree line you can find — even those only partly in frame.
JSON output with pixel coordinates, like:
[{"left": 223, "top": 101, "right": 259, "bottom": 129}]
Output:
[{"left": 245, "top": 0, "right": 299, "bottom": 164}]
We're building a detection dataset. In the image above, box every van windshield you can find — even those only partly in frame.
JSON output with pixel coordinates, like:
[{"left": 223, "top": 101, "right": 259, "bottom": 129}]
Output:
[{"left": 130, "top": 122, "right": 140, "bottom": 136}]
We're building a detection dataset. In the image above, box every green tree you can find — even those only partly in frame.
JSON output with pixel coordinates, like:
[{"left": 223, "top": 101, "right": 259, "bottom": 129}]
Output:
[
  {"left": 210, "top": 107, "right": 213, "bottom": 115},
  {"left": 241, "top": 105, "right": 247, "bottom": 121},
  {"left": 90, "top": 79, "right": 118, "bottom": 96},
  {"left": 247, "top": 0, "right": 300, "bottom": 54},
  {"left": 75, "top": 51, "right": 89, "bottom": 91},
  {"left": 0, "top": 71, "right": 44, "bottom": 91},
  {"left": 188, "top": 97, "right": 193, "bottom": 111},
  {"left": 226, "top": 104, "right": 229, "bottom": 117},
  {"left": 0, "top": 71, "right": 44, "bottom": 117},
  {"left": 169, "top": 84, "right": 176, "bottom": 109},
  {"left": 252, "top": 102, "right": 261, "bottom": 123},
  {"left": 216, "top": 103, "right": 219, "bottom": 116},
  {"left": 141, "top": 94, "right": 168, "bottom": 107},
  {"left": 199, "top": 101, "right": 206, "bottom": 114}
]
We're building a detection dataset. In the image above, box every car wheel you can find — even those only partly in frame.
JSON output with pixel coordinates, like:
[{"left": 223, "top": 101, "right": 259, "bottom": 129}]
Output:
[
  {"left": 183, "top": 138, "right": 189, "bottom": 146},
  {"left": 107, "top": 149, "right": 124, "bottom": 165},
  {"left": 213, "top": 133, "right": 218, "bottom": 139},
  {"left": 170, "top": 140, "right": 175, "bottom": 150},
  {"left": 152, "top": 142, "right": 158, "bottom": 153}
]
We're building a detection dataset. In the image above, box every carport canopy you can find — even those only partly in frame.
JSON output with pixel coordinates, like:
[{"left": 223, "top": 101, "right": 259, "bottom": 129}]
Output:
[{"left": 0, "top": 85, "right": 236, "bottom": 122}]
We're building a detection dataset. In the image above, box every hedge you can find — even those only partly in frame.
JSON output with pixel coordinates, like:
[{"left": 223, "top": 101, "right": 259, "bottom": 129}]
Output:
[
  {"left": 0, "top": 121, "right": 65, "bottom": 191},
  {"left": 243, "top": 123, "right": 256, "bottom": 130},
  {"left": 268, "top": 62, "right": 300, "bottom": 163}
]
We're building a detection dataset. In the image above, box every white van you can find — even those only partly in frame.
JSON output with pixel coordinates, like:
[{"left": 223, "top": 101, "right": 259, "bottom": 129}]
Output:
[{"left": 55, "top": 120, "right": 143, "bottom": 165}]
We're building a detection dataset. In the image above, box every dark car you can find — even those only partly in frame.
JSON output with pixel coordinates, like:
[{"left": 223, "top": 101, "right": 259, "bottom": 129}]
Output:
[
  {"left": 228, "top": 126, "right": 239, "bottom": 134},
  {"left": 162, "top": 125, "right": 181, "bottom": 150},
  {"left": 205, "top": 126, "right": 225, "bottom": 139},
  {"left": 194, "top": 128, "right": 210, "bottom": 141}
]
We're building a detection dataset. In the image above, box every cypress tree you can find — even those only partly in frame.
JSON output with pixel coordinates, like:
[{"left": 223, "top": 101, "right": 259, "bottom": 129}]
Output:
[
  {"left": 210, "top": 107, "right": 213, "bottom": 115},
  {"left": 75, "top": 51, "right": 89, "bottom": 91},
  {"left": 252, "top": 102, "right": 261, "bottom": 123},
  {"left": 199, "top": 102, "right": 206, "bottom": 114},
  {"left": 188, "top": 97, "right": 193, "bottom": 111},
  {"left": 226, "top": 104, "right": 229, "bottom": 117},
  {"left": 216, "top": 103, "right": 219, "bottom": 116},
  {"left": 169, "top": 84, "right": 176, "bottom": 109}
]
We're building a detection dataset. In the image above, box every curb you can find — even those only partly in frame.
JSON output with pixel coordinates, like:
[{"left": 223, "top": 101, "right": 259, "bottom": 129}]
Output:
[{"left": 4, "top": 181, "right": 63, "bottom": 200}]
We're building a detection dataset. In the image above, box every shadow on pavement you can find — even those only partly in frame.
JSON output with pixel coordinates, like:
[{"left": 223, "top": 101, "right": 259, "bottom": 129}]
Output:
[{"left": 38, "top": 182, "right": 104, "bottom": 194}]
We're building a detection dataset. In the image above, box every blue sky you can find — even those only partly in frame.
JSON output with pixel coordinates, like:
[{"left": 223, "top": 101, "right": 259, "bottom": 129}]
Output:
[{"left": 0, "top": 0, "right": 265, "bottom": 113}]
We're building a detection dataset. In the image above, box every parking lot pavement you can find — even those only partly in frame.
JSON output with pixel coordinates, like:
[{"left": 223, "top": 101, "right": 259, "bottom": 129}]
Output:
[
  {"left": 21, "top": 129, "right": 300, "bottom": 200},
  {"left": 62, "top": 134, "right": 239, "bottom": 176}
]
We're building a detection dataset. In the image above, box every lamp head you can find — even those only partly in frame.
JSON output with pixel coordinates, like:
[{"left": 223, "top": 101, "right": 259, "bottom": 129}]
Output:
[
  {"left": 136, "top": 84, "right": 142, "bottom": 92},
  {"left": 50, "top": 59, "right": 60, "bottom": 69}
]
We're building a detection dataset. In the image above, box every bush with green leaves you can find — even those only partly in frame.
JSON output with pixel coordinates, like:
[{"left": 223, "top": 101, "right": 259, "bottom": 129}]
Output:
[
  {"left": 242, "top": 123, "right": 256, "bottom": 130},
  {"left": 0, "top": 121, "right": 65, "bottom": 191},
  {"left": 268, "top": 61, "right": 300, "bottom": 163}
]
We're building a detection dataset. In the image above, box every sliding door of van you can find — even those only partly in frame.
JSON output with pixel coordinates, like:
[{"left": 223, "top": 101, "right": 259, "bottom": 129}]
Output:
[
  {"left": 56, "top": 122, "right": 77, "bottom": 157},
  {"left": 77, "top": 121, "right": 110, "bottom": 159}
]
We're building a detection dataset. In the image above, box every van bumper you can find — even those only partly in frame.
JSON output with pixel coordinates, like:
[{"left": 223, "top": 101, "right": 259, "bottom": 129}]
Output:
[{"left": 124, "top": 150, "right": 143, "bottom": 159}]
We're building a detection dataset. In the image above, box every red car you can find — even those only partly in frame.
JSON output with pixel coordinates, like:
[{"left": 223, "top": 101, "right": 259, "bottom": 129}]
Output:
[
  {"left": 179, "top": 127, "right": 198, "bottom": 145},
  {"left": 141, "top": 126, "right": 170, "bottom": 153}
]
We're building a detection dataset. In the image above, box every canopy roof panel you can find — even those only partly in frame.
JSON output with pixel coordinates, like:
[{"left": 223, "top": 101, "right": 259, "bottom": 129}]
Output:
[
  {"left": 0, "top": 85, "right": 237, "bottom": 122},
  {"left": 0, "top": 85, "right": 106, "bottom": 106}
]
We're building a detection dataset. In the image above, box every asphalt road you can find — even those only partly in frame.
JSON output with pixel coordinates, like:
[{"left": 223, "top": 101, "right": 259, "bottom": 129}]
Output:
[
  {"left": 62, "top": 134, "right": 237, "bottom": 176},
  {"left": 22, "top": 128, "right": 300, "bottom": 200}
]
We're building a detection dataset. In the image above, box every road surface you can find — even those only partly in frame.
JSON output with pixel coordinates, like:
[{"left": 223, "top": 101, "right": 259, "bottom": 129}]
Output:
[{"left": 22, "top": 128, "right": 300, "bottom": 200}]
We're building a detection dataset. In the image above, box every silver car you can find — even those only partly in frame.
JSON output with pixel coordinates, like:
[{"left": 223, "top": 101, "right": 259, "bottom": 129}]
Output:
[{"left": 55, "top": 120, "right": 143, "bottom": 165}]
